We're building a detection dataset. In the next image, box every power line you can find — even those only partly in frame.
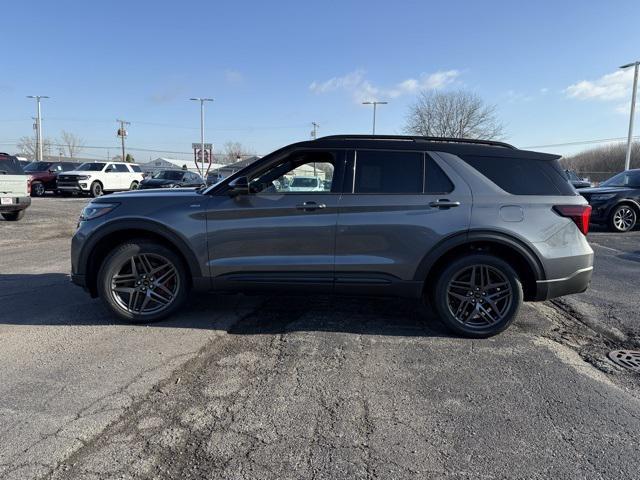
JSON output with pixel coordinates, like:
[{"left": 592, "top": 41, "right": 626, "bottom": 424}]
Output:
[{"left": 523, "top": 136, "right": 640, "bottom": 149}]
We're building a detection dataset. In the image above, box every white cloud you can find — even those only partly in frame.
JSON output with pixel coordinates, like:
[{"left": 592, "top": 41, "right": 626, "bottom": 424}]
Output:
[
  {"left": 309, "top": 69, "right": 460, "bottom": 102},
  {"left": 540, "top": 87, "right": 549, "bottom": 95},
  {"left": 565, "top": 69, "right": 634, "bottom": 101}
]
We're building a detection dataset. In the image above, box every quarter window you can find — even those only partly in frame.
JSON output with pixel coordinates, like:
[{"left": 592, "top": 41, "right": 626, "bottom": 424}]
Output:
[{"left": 354, "top": 150, "right": 422, "bottom": 194}]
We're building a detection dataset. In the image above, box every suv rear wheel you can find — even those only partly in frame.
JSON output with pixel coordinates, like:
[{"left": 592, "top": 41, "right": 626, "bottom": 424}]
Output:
[
  {"left": 2, "top": 210, "right": 25, "bottom": 221},
  {"left": 609, "top": 204, "right": 637, "bottom": 232},
  {"left": 432, "top": 254, "right": 523, "bottom": 338},
  {"left": 97, "top": 241, "right": 189, "bottom": 323}
]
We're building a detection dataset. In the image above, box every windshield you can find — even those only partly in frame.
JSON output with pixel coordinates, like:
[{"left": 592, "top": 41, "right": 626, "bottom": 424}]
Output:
[
  {"left": 77, "top": 162, "right": 106, "bottom": 171},
  {"left": 24, "top": 162, "right": 52, "bottom": 172},
  {"left": 291, "top": 177, "right": 318, "bottom": 187},
  {"left": 601, "top": 171, "right": 640, "bottom": 188},
  {"left": 152, "top": 170, "right": 184, "bottom": 180},
  {"left": 565, "top": 170, "right": 580, "bottom": 181}
]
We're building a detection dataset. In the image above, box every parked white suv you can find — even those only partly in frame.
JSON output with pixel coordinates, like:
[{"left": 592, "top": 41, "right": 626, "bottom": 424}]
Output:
[{"left": 56, "top": 162, "right": 144, "bottom": 197}]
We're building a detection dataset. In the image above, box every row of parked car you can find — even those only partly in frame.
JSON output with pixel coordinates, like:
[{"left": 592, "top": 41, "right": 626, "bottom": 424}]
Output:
[{"left": 0, "top": 153, "right": 228, "bottom": 221}]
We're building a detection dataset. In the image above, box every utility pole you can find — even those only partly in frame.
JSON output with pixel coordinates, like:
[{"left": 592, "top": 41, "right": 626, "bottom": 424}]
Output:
[
  {"left": 362, "top": 101, "right": 388, "bottom": 135},
  {"left": 117, "top": 119, "right": 130, "bottom": 162},
  {"left": 27, "top": 95, "right": 49, "bottom": 161},
  {"left": 311, "top": 122, "right": 319, "bottom": 139},
  {"left": 621, "top": 61, "right": 640, "bottom": 171},
  {"left": 190, "top": 98, "right": 214, "bottom": 176}
]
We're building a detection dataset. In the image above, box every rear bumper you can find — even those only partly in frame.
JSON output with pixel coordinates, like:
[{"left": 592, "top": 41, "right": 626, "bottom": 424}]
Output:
[
  {"left": 0, "top": 196, "right": 31, "bottom": 212},
  {"left": 534, "top": 266, "right": 593, "bottom": 301}
]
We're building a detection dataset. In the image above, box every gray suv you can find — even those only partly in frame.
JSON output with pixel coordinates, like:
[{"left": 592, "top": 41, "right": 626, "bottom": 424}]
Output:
[{"left": 71, "top": 135, "right": 594, "bottom": 337}]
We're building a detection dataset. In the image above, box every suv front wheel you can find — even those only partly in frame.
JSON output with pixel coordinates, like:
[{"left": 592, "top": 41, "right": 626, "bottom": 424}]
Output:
[
  {"left": 90, "top": 181, "right": 103, "bottom": 197},
  {"left": 432, "top": 254, "right": 523, "bottom": 338},
  {"left": 97, "top": 241, "right": 189, "bottom": 322}
]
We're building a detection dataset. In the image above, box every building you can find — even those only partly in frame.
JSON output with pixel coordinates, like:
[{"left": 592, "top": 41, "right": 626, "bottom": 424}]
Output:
[{"left": 208, "top": 156, "right": 260, "bottom": 179}]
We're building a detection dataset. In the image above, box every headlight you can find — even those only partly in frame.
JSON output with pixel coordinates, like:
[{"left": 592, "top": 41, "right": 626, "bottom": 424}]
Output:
[
  {"left": 590, "top": 193, "right": 616, "bottom": 201},
  {"left": 76, "top": 175, "right": 91, "bottom": 180},
  {"left": 79, "top": 203, "right": 119, "bottom": 221}
]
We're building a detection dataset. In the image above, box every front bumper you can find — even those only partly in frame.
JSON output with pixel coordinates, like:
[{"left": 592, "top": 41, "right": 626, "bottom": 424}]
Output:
[
  {"left": 0, "top": 196, "right": 31, "bottom": 212},
  {"left": 57, "top": 180, "right": 90, "bottom": 192},
  {"left": 534, "top": 266, "right": 593, "bottom": 301}
]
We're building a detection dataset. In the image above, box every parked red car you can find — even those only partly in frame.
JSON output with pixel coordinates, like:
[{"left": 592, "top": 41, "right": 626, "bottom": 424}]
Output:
[{"left": 23, "top": 161, "right": 79, "bottom": 196}]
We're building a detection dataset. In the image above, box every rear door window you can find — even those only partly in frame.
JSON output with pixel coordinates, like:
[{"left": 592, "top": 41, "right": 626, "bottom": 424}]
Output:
[
  {"left": 114, "top": 164, "right": 130, "bottom": 173},
  {"left": 425, "top": 155, "right": 454, "bottom": 193},
  {"left": 354, "top": 150, "right": 423, "bottom": 194}
]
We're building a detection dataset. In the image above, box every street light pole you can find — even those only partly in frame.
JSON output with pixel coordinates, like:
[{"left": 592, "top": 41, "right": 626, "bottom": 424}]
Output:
[
  {"left": 190, "top": 97, "right": 214, "bottom": 176},
  {"left": 27, "top": 95, "right": 49, "bottom": 161},
  {"left": 362, "top": 101, "right": 388, "bottom": 135},
  {"left": 621, "top": 61, "right": 640, "bottom": 171}
]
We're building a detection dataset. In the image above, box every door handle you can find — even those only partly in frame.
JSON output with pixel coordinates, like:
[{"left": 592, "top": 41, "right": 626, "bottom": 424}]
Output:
[
  {"left": 429, "top": 199, "right": 461, "bottom": 209},
  {"left": 296, "top": 201, "right": 326, "bottom": 211}
]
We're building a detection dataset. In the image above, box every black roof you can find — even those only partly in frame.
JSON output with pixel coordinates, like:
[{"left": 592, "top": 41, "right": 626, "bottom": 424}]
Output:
[{"left": 282, "top": 135, "right": 560, "bottom": 161}]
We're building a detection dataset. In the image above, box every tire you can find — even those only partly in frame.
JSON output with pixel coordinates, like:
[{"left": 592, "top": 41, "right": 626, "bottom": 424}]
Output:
[
  {"left": 609, "top": 204, "right": 637, "bottom": 232},
  {"left": 432, "top": 254, "right": 523, "bottom": 338},
  {"left": 32, "top": 182, "right": 45, "bottom": 197},
  {"left": 2, "top": 210, "right": 25, "bottom": 221},
  {"left": 90, "top": 181, "right": 103, "bottom": 197},
  {"left": 129, "top": 181, "right": 139, "bottom": 190},
  {"left": 97, "top": 240, "right": 189, "bottom": 323}
]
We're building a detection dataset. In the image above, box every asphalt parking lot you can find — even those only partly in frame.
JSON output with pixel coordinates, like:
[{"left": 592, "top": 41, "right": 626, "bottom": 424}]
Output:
[{"left": 1, "top": 197, "right": 639, "bottom": 480}]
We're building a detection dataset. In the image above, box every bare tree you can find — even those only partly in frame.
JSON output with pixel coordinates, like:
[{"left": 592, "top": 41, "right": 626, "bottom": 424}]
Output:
[
  {"left": 16, "top": 136, "right": 53, "bottom": 160},
  {"left": 59, "top": 130, "right": 86, "bottom": 158},
  {"left": 561, "top": 141, "right": 639, "bottom": 182},
  {"left": 222, "top": 141, "right": 254, "bottom": 164},
  {"left": 404, "top": 90, "right": 504, "bottom": 139}
]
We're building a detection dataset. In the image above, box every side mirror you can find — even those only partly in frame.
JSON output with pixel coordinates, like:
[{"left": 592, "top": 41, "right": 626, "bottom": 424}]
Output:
[
  {"left": 227, "top": 176, "right": 250, "bottom": 196},
  {"left": 105, "top": 168, "right": 113, "bottom": 173}
]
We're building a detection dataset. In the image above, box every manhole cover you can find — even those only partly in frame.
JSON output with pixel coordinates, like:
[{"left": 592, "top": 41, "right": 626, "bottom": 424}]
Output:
[{"left": 608, "top": 350, "right": 640, "bottom": 372}]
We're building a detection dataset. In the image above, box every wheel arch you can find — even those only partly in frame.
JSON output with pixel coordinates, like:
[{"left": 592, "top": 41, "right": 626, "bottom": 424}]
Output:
[
  {"left": 80, "top": 219, "right": 204, "bottom": 297},
  {"left": 415, "top": 230, "right": 545, "bottom": 301}
]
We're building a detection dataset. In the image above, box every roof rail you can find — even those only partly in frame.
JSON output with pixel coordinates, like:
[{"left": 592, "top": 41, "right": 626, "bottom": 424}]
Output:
[{"left": 316, "top": 134, "right": 515, "bottom": 149}]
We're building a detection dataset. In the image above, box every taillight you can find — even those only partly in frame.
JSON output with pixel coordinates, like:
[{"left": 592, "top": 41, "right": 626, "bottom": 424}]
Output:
[
  {"left": 27, "top": 175, "right": 32, "bottom": 194},
  {"left": 553, "top": 205, "right": 592, "bottom": 235}
]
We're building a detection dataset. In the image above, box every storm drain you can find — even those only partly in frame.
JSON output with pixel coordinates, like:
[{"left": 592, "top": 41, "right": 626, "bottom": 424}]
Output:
[{"left": 608, "top": 350, "right": 640, "bottom": 372}]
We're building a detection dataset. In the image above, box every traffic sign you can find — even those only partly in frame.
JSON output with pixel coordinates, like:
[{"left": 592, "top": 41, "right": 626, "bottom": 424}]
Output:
[{"left": 192, "top": 143, "right": 212, "bottom": 150}]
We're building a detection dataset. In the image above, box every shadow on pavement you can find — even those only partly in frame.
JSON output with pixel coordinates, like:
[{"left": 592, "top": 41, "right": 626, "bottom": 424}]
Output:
[{"left": 0, "top": 273, "right": 452, "bottom": 338}]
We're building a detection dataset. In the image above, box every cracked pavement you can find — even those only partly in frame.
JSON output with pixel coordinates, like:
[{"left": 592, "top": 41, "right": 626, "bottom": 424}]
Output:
[{"left": 1, "top": 198, "right": 640, "bottom": 479}]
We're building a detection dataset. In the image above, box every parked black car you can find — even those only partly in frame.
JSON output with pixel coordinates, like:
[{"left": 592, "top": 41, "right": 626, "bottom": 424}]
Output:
[
  {"left": 579, "top": 169, "right": 640, "bottom": 232},
  {"left": 565, "top": 170, "right": 590, "bottom": 189},
  {"left": 138, "top": 170, "right": 205, "bottom": 189}
]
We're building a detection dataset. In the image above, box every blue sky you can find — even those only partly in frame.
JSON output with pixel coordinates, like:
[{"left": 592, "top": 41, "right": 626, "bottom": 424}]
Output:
[{"left": 2, "top": 0, "right": 639, "bottom": 161}]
